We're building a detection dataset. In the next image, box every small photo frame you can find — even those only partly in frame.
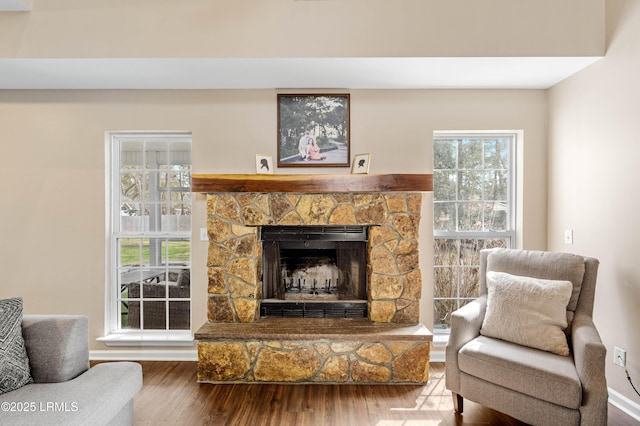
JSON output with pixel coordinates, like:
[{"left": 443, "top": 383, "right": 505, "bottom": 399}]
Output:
[
  {"left": 351, "top": 153, "right": 371, "bottom": 174},
  {"left": 256, "top": 154, "right": 273, "bottom": 174}
]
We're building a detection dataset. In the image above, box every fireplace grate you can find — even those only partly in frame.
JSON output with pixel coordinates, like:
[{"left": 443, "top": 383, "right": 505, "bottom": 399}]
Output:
[{"left": 260, "top": 301, "right": 367, "bottom": 318}]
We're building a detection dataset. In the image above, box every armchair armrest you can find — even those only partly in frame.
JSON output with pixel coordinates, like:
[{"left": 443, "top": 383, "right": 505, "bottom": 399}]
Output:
[
  {"left": 21, "top": 315, "right": 90, "bottom": 383},
  {"left": 571, "top": 311, "right": 608, "bottom": 424},
  {"left": 445, "top": 296, "right": 487, "bottom": 392},
  {"left": 446, "top": 296, "right": 487, "bottom": 352}
]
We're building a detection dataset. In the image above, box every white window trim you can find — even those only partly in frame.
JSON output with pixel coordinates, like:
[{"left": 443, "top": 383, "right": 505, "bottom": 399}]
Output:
[
  {"left": 102, "top": 131, "right": 193, "bottom": 346},
  {"left": 97, "top": 331, "right": 194, "bottom": 347}
]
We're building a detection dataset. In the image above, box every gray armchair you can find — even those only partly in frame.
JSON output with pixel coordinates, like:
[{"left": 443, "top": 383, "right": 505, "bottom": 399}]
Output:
[{"left": 445, "top": 248, "right": 608, "bottom": 426}]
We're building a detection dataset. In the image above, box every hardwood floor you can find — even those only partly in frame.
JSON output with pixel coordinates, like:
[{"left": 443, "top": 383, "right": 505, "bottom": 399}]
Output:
[{"left": 124, "top": 361, "right": 636, "bottom": 426}]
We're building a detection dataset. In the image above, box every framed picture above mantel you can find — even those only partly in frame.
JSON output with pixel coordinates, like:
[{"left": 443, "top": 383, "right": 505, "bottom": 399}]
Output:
[{"left": 277, "top": 94, "right": 350, "bottom": 168}]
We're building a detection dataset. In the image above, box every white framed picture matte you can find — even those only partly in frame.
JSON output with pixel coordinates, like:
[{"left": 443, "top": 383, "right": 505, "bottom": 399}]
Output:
[
  {"left": 256, "top": 154, "right": 274, "bottom": 174},
  {"left": 351, "top": 153, "right": 370, "bottom": 174}
]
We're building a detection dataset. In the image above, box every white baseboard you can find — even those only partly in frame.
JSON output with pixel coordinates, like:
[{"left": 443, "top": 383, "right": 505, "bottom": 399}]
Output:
[
  {"left": 430, "top": 350, "right": 445, "bottom": 362},
  {"left": 90, "top": 349, "right": 197, "bottom": 361},
  {"left": 430, "top": 334, "right": 447, "bottom": 363},
  {"left": 608, "top": 387, "right": 640, "bottom": 422}
]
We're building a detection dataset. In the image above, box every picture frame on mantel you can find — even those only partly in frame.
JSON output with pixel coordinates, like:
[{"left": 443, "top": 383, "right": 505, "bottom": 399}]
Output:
[
  {"left": 277, "top": 94, "right": 350, "bottom": 168},
  {"left": 255, "top": 154, "right": 273, "bottom": 174},
  {"left": 351, "top": 153, "right": 371, "bottom": 174}
]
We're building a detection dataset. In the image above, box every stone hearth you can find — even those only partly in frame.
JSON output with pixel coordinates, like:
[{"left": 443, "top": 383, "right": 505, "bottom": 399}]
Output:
[
  {"left": 196, "top": 318, "right": 431, "bottom": 384},
  {"left": 194, "top": 175, "right": 432, "bottom": 385}
]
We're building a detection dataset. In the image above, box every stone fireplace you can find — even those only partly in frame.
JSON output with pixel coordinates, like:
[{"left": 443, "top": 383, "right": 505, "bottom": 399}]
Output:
[{"left": 194, "top": 174, "right": 433, "bottom": 384}]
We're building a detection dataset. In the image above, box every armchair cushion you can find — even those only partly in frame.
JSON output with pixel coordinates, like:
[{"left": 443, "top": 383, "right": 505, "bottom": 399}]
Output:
[
  {"left": 459, "top": 336, "right": 582, "bottom": 409},
  {"left": 481, "top": 271, "right": 573, "bottom": 356},
  {"left": 0, "top": 297, "right": 32, "bottom": 395}
]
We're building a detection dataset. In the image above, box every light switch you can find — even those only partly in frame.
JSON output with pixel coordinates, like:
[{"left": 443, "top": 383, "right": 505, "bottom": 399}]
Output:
[
  {"left": 200, "top": 228, "right": 209, "bottom": 241},
  {"left": 564, "top": 229, "right": 573, "bottom": 244}
]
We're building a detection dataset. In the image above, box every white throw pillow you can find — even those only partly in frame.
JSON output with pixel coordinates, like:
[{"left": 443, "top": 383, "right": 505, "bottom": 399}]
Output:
[{"left": 480, "top": 271, "right": 573, "bottom": 356}]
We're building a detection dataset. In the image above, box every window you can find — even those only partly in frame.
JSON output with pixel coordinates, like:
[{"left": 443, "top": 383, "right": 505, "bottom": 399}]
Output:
[
  {"left": 105, "top": 132, "right": 192, "bottom": 339},
  {"left": 433, "top": 133, "right": 516, "bottom": 332}
]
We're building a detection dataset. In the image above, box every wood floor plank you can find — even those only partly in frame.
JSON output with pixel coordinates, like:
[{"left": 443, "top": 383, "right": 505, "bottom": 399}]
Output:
[{"left": 90, "top": 361, "right": 636, "bottom": 426}]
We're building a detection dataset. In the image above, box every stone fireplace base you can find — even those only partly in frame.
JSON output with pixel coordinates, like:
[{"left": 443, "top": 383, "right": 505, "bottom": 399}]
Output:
[{"left": 195, "top": 318, "right": 432, "bottom": 384}]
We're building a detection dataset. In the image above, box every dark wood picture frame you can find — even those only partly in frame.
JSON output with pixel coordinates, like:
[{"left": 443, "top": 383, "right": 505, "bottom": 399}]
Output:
[{"left": 277, "top": 94, "right": 350, "bottom": 168}]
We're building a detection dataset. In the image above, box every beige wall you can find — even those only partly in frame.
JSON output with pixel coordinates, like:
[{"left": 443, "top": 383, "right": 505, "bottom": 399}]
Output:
[
  {"left": 0, "top": 89, "right": 547, "bottom": 351},
  {"left": 548, "top": 0, "right": 640, "bottom": 403},
  {"left": 0, "top": 0, "right": 603, "bottom": 58}
]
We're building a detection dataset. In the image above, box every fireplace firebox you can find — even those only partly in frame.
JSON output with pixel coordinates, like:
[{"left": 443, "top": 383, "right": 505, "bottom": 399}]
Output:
[{"left": 260, "top": 225, "right": 368, "bottom": 318}]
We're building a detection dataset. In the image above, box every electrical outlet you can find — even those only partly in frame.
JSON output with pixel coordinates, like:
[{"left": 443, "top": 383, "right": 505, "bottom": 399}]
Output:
[{"left": 614, "top": 347, "right": 626, "bottom": 367}]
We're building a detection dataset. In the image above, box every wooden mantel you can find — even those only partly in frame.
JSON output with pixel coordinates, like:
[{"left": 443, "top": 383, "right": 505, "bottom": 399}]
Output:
[{"left": 192, "top": 173, "right": 432, "bottom": 193}]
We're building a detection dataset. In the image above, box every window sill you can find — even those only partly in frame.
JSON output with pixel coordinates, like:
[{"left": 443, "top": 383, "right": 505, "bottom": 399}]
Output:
[{"left": 97, "top": 331, "right": 194, "bottom": 347}]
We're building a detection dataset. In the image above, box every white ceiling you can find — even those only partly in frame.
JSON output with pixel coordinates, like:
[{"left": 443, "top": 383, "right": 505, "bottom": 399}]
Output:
[
  {"left": 0, "top": 57, "right": 601, "bottom": 90},
  {"left": 0, "top": 0, "right": 30, "bottom": 11}
]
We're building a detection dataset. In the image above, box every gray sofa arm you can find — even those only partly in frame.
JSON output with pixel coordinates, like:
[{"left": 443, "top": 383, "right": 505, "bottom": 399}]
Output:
[
  {"left": 0, "top": 362, "right": 142, "bottom": 426},
  {"left": 22, "top": 315, "right": 90, "bottom": 383},
  {"left": 445, "top": 296, "right": 487, "bottom": 392},
  {"left": 571, "top": 311, "right": 608, "bottom": 425}
]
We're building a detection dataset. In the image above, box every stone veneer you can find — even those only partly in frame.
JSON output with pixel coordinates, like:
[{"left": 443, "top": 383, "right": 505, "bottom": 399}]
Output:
[
  {"left": 205, "top": 192, "right": 423, "bottom": 323},
  {"left": 196, "top": 318, "right": 431, "bottom": 384},
  {"left": 197, "top": 191, "right": 431, "bottom": 384}
]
